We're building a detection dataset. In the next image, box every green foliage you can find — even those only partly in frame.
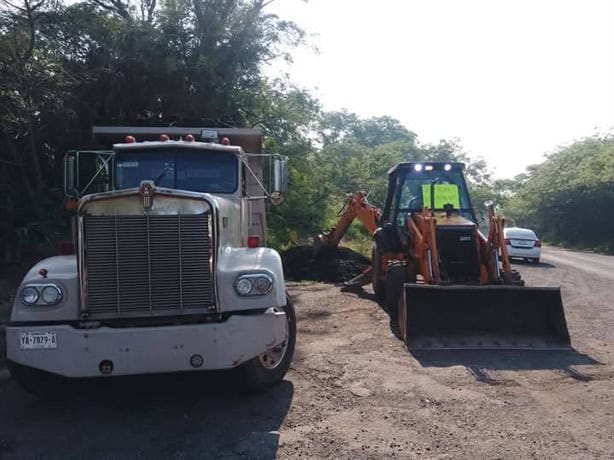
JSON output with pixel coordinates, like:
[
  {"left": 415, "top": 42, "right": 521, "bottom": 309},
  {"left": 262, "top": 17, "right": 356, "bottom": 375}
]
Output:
[
  {"left": 503, "top": 135, "right": 614, "bottom": 253},
  {"left": 0, "top": 0, "right": 308, "bottom": 259},
  {"left": 4, "top": 0, "right": 607, "bottom": 259}
]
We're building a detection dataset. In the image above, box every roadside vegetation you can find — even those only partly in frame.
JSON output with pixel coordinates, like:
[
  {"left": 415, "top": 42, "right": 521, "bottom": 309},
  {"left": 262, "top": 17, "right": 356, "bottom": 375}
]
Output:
[{"left": 1, "top": 0, "right": 612, "bottom": 261}]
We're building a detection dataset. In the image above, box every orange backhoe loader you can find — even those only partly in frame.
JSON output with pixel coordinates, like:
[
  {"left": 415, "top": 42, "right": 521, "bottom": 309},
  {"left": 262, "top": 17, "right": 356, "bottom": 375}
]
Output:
[{"left": 319, "top": 162, "right": 570, "bottom": 350}]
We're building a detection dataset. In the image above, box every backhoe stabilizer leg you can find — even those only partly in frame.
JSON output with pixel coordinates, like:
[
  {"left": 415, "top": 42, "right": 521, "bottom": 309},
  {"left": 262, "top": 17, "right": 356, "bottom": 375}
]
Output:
[{"left": 340, "top": 267, "right": 373, "bottom": 292}]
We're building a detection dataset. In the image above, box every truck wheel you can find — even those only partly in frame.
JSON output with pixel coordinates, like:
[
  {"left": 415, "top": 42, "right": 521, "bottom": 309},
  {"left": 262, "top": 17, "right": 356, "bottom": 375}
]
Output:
[
  {"left": 243, "top": 295, "right": 296, "bottom": 392},
  {"left": 372, "top": 248, "right": 385, "bottom": 304},
  {"left": 7, "top": 360, "right": 71, "bottom": 399}
]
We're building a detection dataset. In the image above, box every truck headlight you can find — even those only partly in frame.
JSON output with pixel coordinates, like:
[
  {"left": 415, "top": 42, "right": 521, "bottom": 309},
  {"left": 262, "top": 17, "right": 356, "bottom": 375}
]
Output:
[
  {"left": 40, "top": 285, "right": 62, "bottom": 305},
  {"left": 234, "top": 273, "right": 273, "bottom": 296},
  {"left": 20, "top": 284, "right": 63, "bottom": 306},
  {"left": 21, "top": 286, "right": 39, "bottom": 305},
  {"left": 235, "top": 278, "right": 253, "bottom": 296}
]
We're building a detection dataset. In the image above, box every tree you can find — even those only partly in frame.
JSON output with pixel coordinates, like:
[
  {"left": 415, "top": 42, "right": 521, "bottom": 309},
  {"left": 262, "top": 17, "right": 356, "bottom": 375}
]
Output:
[
  {"left": 504, "top": 134, "right": 614, "bottom": 252},
  {"left": 0, "top": 0, "right": 309, "bottom": 258}
]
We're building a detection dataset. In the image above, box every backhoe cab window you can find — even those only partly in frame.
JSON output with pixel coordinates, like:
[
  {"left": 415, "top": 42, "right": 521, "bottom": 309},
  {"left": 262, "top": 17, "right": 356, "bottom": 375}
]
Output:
[
  {"left": 115, "top": 149, "right": 238, "bottom": 194},
  {"left": 394, "top": 169, "right": 474, "bottom": 224}
]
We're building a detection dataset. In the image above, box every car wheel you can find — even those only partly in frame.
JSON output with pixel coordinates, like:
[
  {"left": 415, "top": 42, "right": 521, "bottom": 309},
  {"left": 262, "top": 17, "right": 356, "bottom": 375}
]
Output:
[{"left": 243, "top": 295, "right": 296, "bottom": 392}]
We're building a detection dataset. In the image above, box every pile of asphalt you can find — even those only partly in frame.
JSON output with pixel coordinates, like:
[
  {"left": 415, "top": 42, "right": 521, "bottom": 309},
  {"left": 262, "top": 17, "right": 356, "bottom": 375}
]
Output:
[{"left": 281, "top": 245, "right": 371, "bottom": 283}]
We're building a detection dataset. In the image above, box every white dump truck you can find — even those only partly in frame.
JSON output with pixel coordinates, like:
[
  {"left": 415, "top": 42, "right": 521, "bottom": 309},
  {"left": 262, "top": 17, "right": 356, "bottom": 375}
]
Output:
[{"left": 6, "top": 126, "right": 295, "bottom": 395}]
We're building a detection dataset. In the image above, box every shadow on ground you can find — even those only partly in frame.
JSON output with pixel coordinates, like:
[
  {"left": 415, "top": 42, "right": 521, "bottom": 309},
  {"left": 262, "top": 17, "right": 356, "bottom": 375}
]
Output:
[
  {"left": 411, "top": 349, "right": 600, "bottom": 371},
  {"left": 0, "top": 370, "right": 293, "bottom": 459},
  {"left": 511, "top": 259, "right": 556, "bottom": 269},
  {"left": 344, "top": 287, "right": 601, "bottom": 382}
]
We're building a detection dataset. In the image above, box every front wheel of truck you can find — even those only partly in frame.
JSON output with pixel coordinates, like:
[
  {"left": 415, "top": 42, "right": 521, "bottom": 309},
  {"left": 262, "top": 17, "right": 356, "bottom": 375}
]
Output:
[
  {"left": 243, "top": 295, "right": 296, "bottom": 392},
  {"left": 7, "top": 360, "right": 71, "bottom": 399}
]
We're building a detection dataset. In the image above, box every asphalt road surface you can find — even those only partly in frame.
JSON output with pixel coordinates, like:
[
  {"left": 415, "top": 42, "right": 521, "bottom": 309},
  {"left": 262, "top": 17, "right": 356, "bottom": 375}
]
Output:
[{"left": 1, "top": 246, "right": 613, "bottom": 458}]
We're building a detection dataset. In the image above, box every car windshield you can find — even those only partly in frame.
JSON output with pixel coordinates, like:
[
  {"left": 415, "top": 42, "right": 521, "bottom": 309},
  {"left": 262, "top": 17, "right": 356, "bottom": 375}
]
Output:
[
  {"left": 505, "top": 229, "right": 537, "bottom": 239},
  {"left": 114, "top": 149, "right": 238, "bottom": 194}
]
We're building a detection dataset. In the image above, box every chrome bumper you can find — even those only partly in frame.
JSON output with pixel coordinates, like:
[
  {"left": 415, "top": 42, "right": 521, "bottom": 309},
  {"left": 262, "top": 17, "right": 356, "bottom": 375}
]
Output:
[{"left": 6, "top": 308, "right": 287, "bottom": 378}]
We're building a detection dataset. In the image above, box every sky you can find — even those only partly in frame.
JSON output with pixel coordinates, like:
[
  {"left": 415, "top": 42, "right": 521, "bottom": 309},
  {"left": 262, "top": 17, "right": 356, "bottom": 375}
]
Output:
[{"left": 266, "top": 0, "right": 614, "bottom": 178}]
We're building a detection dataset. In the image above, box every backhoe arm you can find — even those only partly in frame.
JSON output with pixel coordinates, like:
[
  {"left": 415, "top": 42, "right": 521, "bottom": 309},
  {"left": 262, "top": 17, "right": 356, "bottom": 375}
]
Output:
[
  {"left": 485, "top": 203, "right": 512, "bottom": 283},
  {"left": 320, "top": 191, "right": 381, "bottom": 247}
]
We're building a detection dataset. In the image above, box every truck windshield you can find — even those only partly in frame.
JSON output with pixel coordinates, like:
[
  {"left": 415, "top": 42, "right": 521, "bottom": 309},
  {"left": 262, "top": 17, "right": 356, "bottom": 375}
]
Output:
[
  {"left": 393, "top": 169, "right": 475, "bottom": 223},
  {"left": 114, "top": 149, "right": 238, "bottom": 193}
]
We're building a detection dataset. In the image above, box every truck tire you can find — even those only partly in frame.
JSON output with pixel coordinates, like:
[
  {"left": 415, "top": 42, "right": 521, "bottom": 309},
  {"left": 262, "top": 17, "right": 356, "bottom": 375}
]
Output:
[
  {"left": 243, "top": 295, "right": 296, "bottom": 392},
  {"left": 372, "top": 247, "right": 385, "bottom": 304},
  {"left": 8, "top": 360, "right": 71, "bottom": 399}
]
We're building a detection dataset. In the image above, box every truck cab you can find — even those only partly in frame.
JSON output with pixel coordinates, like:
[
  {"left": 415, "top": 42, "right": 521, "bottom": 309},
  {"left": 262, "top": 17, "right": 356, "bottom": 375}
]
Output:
[{"left": 7, "top": 127, "right": 295, "bottom": 395}]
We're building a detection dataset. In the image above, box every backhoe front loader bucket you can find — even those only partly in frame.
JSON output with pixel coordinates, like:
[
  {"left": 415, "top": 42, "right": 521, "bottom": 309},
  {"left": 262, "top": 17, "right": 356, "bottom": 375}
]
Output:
[{"left": 401, "top": 284, "right": 571, "bottom": 350}]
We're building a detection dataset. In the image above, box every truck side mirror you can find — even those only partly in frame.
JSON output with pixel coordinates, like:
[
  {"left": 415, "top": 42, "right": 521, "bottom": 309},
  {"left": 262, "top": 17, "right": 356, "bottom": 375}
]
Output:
[
  {"left": 64, "top": 153, "right": 78, "bottom": 198},
  {"left": 272, "top": 157, "right": 288, "bottom": 194}
]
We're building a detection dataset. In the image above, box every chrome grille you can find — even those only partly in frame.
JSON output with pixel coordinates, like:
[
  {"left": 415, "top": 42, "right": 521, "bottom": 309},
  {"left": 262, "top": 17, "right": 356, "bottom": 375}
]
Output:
[{"left": 84, "top": 214, "right": 214, "bottom": 318}]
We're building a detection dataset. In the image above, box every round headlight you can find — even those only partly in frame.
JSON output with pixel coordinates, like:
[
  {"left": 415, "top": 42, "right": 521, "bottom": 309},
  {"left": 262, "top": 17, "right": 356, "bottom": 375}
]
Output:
[
  {"left": 21, "top": 286, "right": 39, "bottom": 305},
  {"left": 41, "top": 285, "right": 62, "bottom": 305},
  {"left": 253, "top": 276, "right": 272, "bottom": 294},
  {"left": 235, "top": 278, "right": 253, "bottom": 296}
]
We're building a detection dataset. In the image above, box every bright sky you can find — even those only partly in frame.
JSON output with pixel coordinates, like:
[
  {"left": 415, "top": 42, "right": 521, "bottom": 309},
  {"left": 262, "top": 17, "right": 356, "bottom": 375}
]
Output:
[{"left": 266, "top": 0, "right": 614, "bottom": 178}]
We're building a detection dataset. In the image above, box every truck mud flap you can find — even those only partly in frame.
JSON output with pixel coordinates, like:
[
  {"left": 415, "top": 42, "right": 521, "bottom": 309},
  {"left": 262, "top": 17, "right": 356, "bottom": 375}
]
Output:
[{"left": 401, "top": 284, "right": 571, "bottom": 350}]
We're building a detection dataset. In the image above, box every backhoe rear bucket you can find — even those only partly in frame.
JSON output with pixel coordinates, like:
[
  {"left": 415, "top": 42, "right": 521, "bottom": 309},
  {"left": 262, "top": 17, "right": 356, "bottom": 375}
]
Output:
[{"left": 401, "top": 284, "right": 571, "bottom": 350}]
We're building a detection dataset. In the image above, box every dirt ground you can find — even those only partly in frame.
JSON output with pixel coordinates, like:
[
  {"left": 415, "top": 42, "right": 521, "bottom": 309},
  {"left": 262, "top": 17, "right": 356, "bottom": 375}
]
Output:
[
  {"left": 1, "top": 246, "right": 613, "bottom": 458},
  {"left": 280, "top": 247, "right": 614, "bottom": 458}
]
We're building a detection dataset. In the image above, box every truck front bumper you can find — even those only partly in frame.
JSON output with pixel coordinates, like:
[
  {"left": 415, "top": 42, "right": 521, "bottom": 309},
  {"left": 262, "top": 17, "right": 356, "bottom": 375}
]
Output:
[{"left": 6, "top": 308, "right": 287, "bottom": 378}]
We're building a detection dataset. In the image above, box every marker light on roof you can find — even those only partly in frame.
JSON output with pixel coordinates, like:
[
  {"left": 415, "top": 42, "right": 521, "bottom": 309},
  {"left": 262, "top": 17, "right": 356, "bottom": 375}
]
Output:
[
  {"left": 414, "top": 164, "right": 423, "bottom": 172},
  {"left": 125, "top": 135, "right": 136, "bottom": 143},
  {"left": 185, "top": 134, "right": 195, "bottom": 142},
  {"left": 160, "top": 134, "right": 169, "bottom": 142},
  {"left": 425, "top": 165, "right": 433, "bottom": 171},
  {"left": 221, "top": 137, "right": 230, "bottom": 145},
  {"left": 444, "top": 164, "right": 452, "bottom": 171}
]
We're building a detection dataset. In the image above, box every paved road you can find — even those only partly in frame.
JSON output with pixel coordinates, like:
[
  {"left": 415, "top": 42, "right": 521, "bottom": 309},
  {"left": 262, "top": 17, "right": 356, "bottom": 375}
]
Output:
[
  {"left": 540, "top": 246, "right": 614, "bottom": 280},
  {"left": 0, "top": 246, "right": 613, "bottom": 458}
]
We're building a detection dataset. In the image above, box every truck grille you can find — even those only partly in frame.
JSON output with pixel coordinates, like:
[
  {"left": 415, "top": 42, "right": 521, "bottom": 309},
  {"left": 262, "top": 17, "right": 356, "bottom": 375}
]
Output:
[{"left": 83, "top": 214, "right": 214, "bottom": 318}]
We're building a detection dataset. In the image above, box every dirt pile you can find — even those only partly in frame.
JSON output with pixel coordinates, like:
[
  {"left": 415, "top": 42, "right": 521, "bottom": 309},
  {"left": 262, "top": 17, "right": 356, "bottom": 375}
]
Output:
[{"left": 281, "top": 245, "right": 371, "bottom": 283}]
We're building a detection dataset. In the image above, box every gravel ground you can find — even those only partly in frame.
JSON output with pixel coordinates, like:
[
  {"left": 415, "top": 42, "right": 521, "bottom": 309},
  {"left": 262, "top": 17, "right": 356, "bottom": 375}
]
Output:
[{"left": 0, "top": 246, "right": 613, "bottom": 458}]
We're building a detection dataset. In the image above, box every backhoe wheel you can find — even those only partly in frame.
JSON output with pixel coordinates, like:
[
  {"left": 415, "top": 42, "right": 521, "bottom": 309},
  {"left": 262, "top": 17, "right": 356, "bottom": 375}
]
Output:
[
  {"left": 397, "top": 294, "right": 408, "bottom": 343},
  {"left": 372, "top": 247, "right": 385, "bottom": 304},
  {"left": 243, "top": 295, "right": 296, "bottom": 392},
  {"left": 385, "top": 262, "right": 408, "bottom": 320}
]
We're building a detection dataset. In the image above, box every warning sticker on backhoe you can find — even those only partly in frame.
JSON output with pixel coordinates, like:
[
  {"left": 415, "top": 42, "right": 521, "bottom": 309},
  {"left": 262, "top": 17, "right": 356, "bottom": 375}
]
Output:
[{"left": 422, "top": 183, "right": 461, "bottom": 209}]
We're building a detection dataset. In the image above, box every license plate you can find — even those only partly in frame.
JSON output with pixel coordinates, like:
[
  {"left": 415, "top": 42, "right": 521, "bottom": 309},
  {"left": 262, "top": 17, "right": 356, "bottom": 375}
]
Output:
[
  {"left": 512, "top": 240, "right": 533, "bottom": 247},
  {"left": 19, "top": 332, "right": 57, "bottom": 350}
]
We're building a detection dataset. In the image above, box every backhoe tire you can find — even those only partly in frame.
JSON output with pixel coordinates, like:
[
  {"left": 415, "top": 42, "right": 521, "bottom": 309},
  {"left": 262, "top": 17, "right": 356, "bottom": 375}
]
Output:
[
  {"left": 372, "top": 248, "right": 385, "bottom": 304},
  {"left": 243, "top": 295, "right": 296, "bottom": 393},
  {"left": 385, "top": 262, "right": 408, "bottom": 321}
]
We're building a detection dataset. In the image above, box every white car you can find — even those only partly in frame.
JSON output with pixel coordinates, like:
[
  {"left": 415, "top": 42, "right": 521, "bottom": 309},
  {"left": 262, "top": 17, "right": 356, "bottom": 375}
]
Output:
[{"left": 504, "top": 227, "right": 542, "bottom": 263}]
